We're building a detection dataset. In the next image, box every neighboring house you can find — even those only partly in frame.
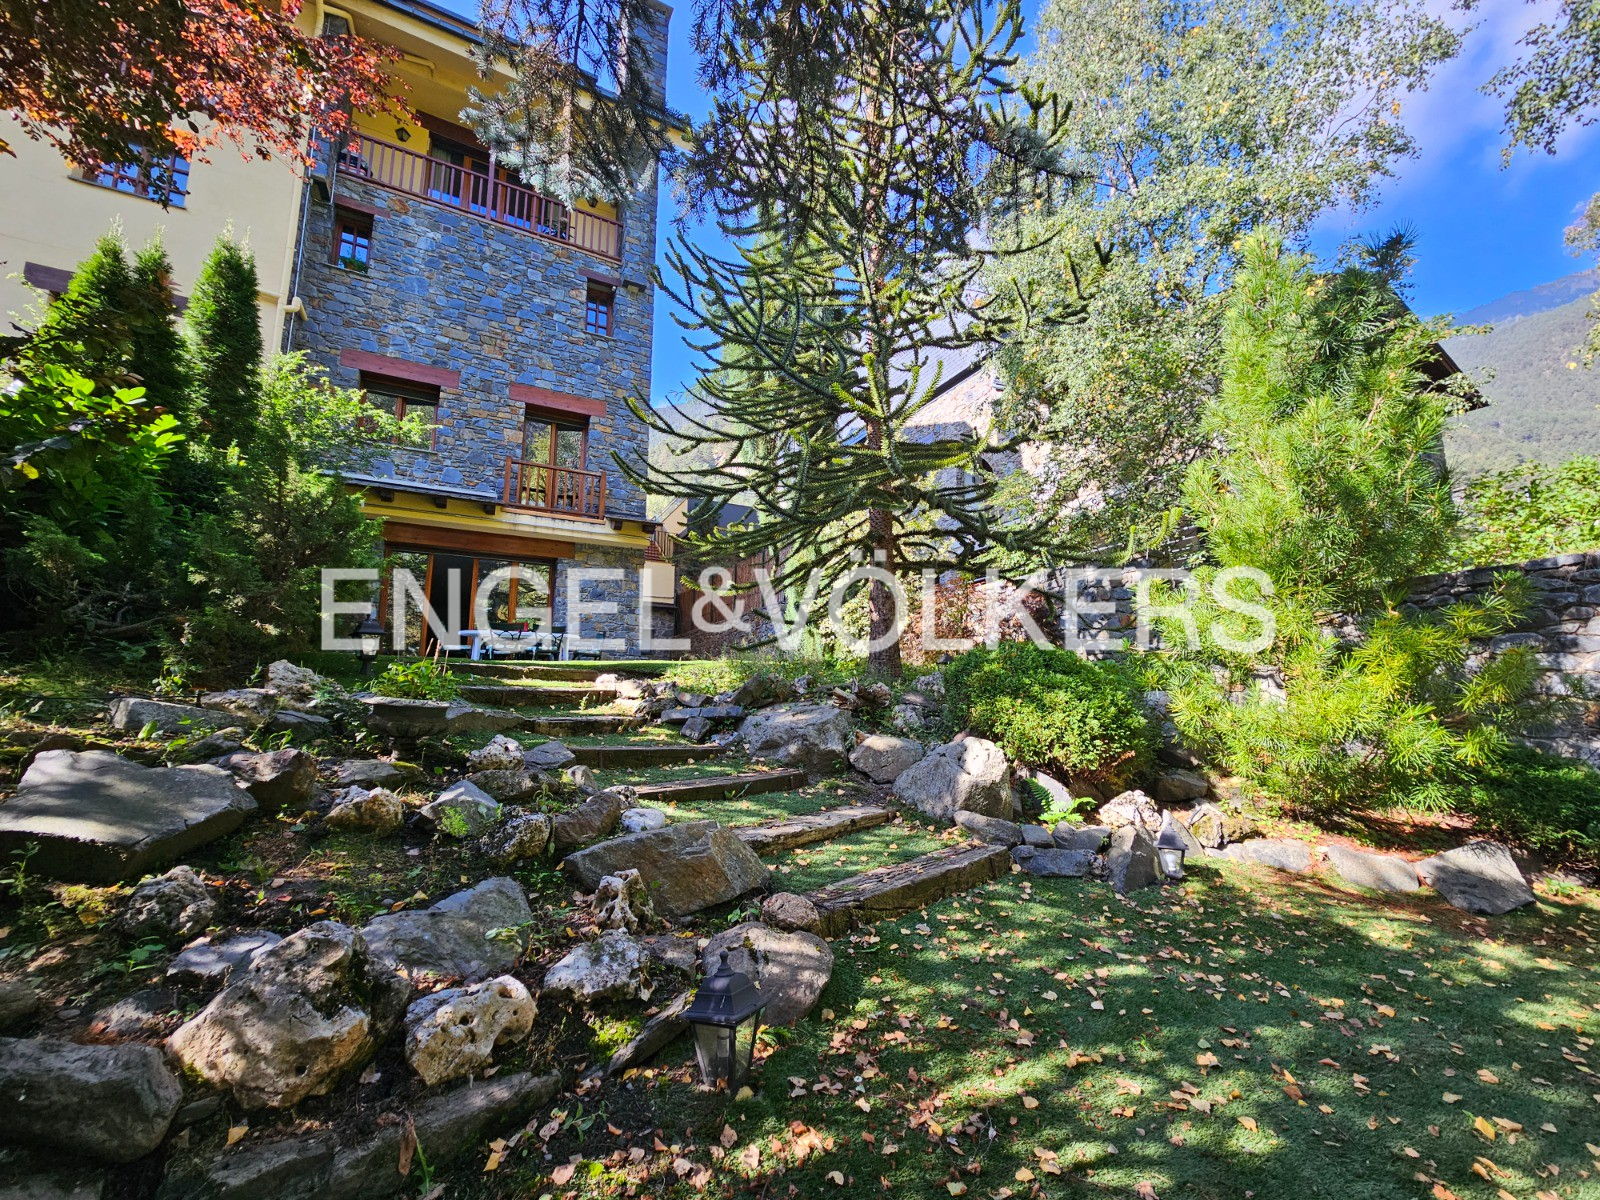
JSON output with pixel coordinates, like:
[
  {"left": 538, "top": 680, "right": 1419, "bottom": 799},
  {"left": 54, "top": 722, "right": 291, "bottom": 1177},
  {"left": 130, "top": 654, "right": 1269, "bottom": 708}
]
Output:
[
  {"left": 645, "top": 498, "right": 779, "bottom": 656},
  {"left": 1, "top": 0, "right": 671, "bottom": 656}
]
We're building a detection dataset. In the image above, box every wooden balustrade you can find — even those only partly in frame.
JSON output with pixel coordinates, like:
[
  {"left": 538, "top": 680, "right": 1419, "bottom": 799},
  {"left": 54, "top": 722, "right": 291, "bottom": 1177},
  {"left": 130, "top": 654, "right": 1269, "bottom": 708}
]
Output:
[
  {"left": 502, "top": 457, "right": 608, "bottom": 518},
  {"left": 337, "top": 133, "right": 622, "bottom": 260}
]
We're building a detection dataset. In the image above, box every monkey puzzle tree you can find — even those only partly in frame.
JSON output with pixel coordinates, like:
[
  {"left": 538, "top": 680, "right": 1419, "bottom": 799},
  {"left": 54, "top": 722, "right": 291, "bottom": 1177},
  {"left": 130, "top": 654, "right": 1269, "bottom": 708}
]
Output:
[{"left": 626, "top": 0, "right": 1074, "bottom": 676}]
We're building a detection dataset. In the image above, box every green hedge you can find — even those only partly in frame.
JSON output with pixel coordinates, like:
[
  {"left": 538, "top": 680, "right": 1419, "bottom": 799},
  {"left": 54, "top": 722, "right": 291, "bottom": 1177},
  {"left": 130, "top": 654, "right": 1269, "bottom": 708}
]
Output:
[
  {"left": 1461, "top": 747, "right": 1600, "bottom": 856},
  {"left": 943, "top": 643, "right": 1157, "bottom": 791}
]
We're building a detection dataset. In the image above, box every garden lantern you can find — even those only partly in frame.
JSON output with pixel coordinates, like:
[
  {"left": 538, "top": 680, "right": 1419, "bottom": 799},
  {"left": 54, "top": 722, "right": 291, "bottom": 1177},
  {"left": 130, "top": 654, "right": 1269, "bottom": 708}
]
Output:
[
  {"left": 1156, "top": 812, "right": 1188, "bottom": 881},
  {"left": 683, "top": 950, "right": 765, "bottom": 1089},
  {"left": 354, "top": 611, "right": 385, "bottom": 680}
]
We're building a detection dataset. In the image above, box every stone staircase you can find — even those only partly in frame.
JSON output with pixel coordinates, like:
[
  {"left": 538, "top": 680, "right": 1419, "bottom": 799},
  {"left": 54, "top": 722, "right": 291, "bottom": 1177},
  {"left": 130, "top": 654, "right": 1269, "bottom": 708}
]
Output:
[{"left": 543, "top": 682, "right": 1013, "bottom": 943}]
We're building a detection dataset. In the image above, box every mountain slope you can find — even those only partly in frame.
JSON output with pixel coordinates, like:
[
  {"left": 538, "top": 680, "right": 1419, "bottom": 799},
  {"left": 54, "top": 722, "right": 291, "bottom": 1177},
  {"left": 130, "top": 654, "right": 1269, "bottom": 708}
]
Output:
[{"left": 1444, "top": 283, "right": 1600, "bottom": 476}]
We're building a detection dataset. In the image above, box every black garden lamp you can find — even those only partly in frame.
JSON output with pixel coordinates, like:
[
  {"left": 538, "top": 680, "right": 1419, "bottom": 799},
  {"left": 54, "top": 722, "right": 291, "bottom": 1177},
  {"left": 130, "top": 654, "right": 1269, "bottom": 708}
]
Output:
[
  {"left": 683, "top": 950, "right": 766, "bottom": 1089},
  {"left": 1156, "top": 812, "right": 1188, "bottom": 881},
  {"left": 354, "top": 611, "right": 385, "bottom": 681}
]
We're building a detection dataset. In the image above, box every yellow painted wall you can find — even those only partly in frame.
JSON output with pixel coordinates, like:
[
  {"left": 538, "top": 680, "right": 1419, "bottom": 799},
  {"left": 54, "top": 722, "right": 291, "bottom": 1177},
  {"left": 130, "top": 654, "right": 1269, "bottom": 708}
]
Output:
[{"left": 0, "top": 115, "right": 306, "bottom": 350}]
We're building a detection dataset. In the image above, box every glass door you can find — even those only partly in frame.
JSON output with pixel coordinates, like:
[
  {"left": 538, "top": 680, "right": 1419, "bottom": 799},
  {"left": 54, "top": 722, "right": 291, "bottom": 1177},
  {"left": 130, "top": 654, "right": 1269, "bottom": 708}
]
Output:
[{"left": 521, "top": 413, "right": 588, "bottom": 511}]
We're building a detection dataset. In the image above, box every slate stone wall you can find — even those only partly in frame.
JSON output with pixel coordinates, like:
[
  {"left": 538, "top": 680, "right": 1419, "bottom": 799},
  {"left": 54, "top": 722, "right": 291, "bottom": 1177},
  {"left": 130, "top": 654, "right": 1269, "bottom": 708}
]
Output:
[
  {"left": 1404, "top": 551, "right": 1600, "bottom": 764},
  {"left": 555, "top": 544, "right": 646, "bottom": 654}
]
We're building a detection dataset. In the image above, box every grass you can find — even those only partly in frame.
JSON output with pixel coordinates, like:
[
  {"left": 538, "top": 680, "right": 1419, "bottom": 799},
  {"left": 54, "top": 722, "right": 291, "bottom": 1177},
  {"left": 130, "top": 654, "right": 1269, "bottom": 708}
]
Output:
[
  {"left": 768, "top": 815, "right": 955, "bottom": 892},
  {"left": 651, "top": 783, "right": 852, "bottom": 828},
  {"left": 453, "top": 860, "right": 1600, "bottom": 1200},
  {"left": 596, "top": 758, "right": 779, "bottom": 787}
]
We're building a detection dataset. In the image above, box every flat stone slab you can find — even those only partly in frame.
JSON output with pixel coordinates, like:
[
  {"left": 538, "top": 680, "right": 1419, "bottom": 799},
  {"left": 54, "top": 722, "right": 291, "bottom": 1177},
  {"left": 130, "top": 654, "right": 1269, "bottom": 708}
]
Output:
[
  {"left": 1011, "top": 846, "right": 1097, "bottom": 877},
  {"left": 0, "top": 750, "right": 256, "bottom": 882},
  {"left": 108, "top": 697, "right": 237, "bottom": 736},
  {"left": 1220, "top": 838, "right": 1315, "bottom": 874},
  {"left": 1416, "top": 840, "right": 1535, "bottom": 914},
  {"left": 457, "top": 684, "right": 614, "bottom": 708},
  {"left": 1322, "top": 845, "right": 1420, "bottom": 893},
  {"left": 735, "top": 805, "right": 894, "bottom": 855},
  {"left": 808, "top": 843, "right": 1010, "bottom": 938},
  {"left": 632, "top": 769, "right": 807, "bottom": 805},
  {"left": 521, "top": 714, "right": 646, "bottom": 737},
  {"left": 568, "top": 743, "right": 727, "bottom": 768}
]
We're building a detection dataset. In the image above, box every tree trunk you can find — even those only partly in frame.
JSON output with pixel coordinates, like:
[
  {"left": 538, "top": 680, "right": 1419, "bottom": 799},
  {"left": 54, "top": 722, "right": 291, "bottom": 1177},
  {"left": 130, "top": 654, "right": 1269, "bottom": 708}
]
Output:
[{"left": 867, "top": 504, "right": 902, "bottom": 678}]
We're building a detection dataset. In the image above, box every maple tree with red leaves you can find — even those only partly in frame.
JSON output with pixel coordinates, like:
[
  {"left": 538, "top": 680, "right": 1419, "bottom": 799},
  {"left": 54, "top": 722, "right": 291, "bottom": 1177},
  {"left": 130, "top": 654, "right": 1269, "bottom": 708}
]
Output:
[{"left": 0, "top": 0, "right": 402, "bottom": 179}]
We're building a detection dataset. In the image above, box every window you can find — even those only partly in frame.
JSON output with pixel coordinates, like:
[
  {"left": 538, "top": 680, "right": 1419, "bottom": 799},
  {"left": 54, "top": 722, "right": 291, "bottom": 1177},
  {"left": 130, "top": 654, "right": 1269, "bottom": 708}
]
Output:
[
  {"left": 81, "top": 148, "right": 190, "bottom": 207},
  {"left": 361, "top": 372, "right": 440, "bottom": 448},
  {"left": 334, "top": 209, "right": 373, "bottom": 271},
  {"left": 585, "top": 282, "right": 614, "bottom": 336}
]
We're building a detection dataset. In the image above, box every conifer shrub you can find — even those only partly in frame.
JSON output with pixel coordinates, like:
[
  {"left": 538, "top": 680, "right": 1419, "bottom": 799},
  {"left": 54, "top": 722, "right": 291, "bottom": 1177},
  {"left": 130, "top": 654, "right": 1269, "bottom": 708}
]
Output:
[{"left": 943, "top": 642, "right": 1157, "bottom": 792}]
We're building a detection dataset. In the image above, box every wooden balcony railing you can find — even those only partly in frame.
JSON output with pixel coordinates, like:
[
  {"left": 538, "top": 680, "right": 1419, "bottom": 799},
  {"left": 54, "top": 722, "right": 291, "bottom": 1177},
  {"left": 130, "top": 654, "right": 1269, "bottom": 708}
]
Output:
[
  {"left": 336, "top": 133, "right": 622, "bottom": 260},
  {"left": 503, "top": 457, "right": 607, "bottom": 519},
  {"left": 645, "top": 527, "right": 674, "bottom": 561}
]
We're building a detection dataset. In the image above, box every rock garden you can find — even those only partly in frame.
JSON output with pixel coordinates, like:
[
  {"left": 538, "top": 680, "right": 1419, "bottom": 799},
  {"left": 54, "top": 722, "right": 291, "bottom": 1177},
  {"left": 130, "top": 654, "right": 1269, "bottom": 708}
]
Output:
[{"left": 0, "top": 654, "right": 1596, "bottom": 1200}]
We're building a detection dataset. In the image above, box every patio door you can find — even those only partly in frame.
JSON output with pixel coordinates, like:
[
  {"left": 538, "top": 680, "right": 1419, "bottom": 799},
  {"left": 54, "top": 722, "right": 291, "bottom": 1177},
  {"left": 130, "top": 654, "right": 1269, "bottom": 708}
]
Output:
[{"left": 522, "top": 412, "right": 587, "bottom": 511}]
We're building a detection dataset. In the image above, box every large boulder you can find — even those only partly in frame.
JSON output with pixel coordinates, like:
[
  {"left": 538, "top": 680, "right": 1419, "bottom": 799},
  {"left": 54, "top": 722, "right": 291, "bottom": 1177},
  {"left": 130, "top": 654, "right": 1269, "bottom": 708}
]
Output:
[
  {"left": 0, "top": 750, "right": 256, "bottom": 882},
  {"left": 1322, "top": 845, "right": 1421, "bottom": 893},
  {"left": 523, "top": 740, "right": 577, "bottom": 770},
  {"left": 737, "top": 704, "right": 854, "bottom": 774},
  {"left": 729, "top": 673, "right": 794, "bottom": 709},
  {"left": 892, "top": 738, "right": 1011, "bottom": 822},
  {"left": 199, "top": 688, "right": 280, "bottom": 725},
  {"left": 1011, "top": 846, "right": 1097, "bottom": 877},
  {"left": 849, "top": 734, "right": 926, "bottom": 784},
  {"left": 1416, "top": 841, "right": 1536, "bottom": 914},
  {"left": 116, "top": 865, "right": 217, "bottom": 942},
  {"left": 1053, "top": 823, "right": 1110, "bottom": 853},
  {"left": 562, "top": 821, "right": 769, "bottom": 918},
  {"left": 0, "top": 978, "right": 41, "bottom": 1032},
  {"left": 1220, "top": 838, "right": 1314, "bottom": 874},
  {"left": 761, "top": 892, "right": 822, "bottom": 934},
  {"left": 325, "top": 787, "right": 405, "bottom": 834},
  {"left": 1105, "top": 825, "right": 1161, "bottom": 894},
  {"left": 954, "top": 810, "right": 1022, "bottom": 846},
  {"left": 550, "top": 792, "right": 625, "bottom": 856},
  {"left": 542, "top": 930, "right": 655, "bottom": 1004},
  {"left": 404, "top": 975, "right": 536, "bottom": 1087},
  {"left": 166, "top": 922, "right": 408, "bottom": 1109},
  {"left": 1177, "top": 803, "right": 1228, "bottom": 850},
  {"left": 1154, "top": 769, "right": 1209, "bottom": 805},
  {"left": 465, "top": 734, "right": 524, "bottom": 772},
  {"left": 264, "top": 660, "right": 325, "bottom": 699},
  {"left": 0, "top": 1037, "right": 181, "bottom": 1162},
  {"left": 419, "top": 780, "right": 502, "bottom": 837},
  {"left": 109, "top": 697, "right": 234, "bottom": 736},
  {"left": 466, "top": 768, "right": 548, "bottom": 804},
  {"left": 1097, "top": 789, "right": 1159, "bottom": 833},
  {"left": 360, "top": 877, "right": 532, "bottom": 982},
  {"left": 360, "top": 698, "right": 520, "bottom": 739},
  {"left": 166, "top": 932, "right": 283, "bottom": 989},
  {"left": 330, "top": 759, "right": 413, "bottom": 790},
  {"left": 618, "top": 807, "right": 668, "bottom": 834},
  {"left": 702, "top": 922, "right": 833, "bottom": 1026},
  {"left": 214, "top": 748, "right": 316, "bottom": 815},
  {"left": 474, "top": 810, "right": 552, "bottom": 866}
]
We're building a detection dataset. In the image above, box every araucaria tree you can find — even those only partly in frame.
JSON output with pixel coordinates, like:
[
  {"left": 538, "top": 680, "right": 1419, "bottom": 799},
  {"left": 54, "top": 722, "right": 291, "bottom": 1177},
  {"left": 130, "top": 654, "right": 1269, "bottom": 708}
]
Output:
[{"left": 629, "top": 0, "right": 1072, "bottom": 676}]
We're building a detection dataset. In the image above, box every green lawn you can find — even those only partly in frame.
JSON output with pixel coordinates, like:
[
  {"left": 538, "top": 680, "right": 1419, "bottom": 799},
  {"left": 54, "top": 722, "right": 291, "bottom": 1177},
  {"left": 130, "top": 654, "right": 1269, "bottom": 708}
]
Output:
[
  {"left": 458, "top": 859, "right": 1600, "bottom": 1200},
  {"left": 651, "top": 783, "right": 853, "bottom": 828},
  {"left": 767, "top": 816, "right": 955, "bottom": 892}
]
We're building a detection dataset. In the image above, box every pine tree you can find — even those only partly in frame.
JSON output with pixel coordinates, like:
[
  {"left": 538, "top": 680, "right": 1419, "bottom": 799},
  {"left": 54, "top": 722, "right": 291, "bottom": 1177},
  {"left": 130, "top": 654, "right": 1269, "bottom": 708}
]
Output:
[
  {"left": 186, "top": 236, "right": 264, "bottom": 447},
  {"left": 23, "top": 231, "right": 135, "bottom": 386},
  {"left": 627, "top": 0, "right": 1073, "bottom": 676},
  {"left": 126, "top": 239, "right": 189, "bottom": 419}
]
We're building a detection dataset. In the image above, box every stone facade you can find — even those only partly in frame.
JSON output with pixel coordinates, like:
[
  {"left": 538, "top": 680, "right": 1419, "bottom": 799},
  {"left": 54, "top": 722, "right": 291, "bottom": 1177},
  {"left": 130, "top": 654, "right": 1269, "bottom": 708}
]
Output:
[{"left": 284, "top": 5, "right": 670, "bottom": 656}]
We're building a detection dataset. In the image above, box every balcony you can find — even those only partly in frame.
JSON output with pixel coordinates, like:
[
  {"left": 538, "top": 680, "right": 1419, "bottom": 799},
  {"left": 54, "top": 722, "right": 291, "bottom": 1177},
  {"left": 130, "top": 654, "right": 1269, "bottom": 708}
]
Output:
[
  {"left": 503, "top": 457, "right": 608, "bottom": 519},
  {"left": 336, "top": 133, "right": 622, "bottom": 261}
]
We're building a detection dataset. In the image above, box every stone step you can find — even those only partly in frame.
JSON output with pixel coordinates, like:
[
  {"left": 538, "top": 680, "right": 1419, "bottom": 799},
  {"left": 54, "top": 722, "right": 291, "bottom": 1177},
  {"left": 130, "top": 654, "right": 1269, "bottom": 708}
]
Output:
[
  {"left": 568, "top": 743, "right": 727, "bottom": 769},
  {"left": 806, "top": 843, "right": 1011, "bottom": 938},
  {"left": 631, "top": 769, "right": 808, "bottom": 805},
  {"left": 735, "top": 805, "right": 895, "bottom": 856},
  {"left": 458, "top": 683, "right": 616, "bottom": 708},
  {"left": 521, "top": 714, "right": 647, "bottom": 737},
  {"left": 452, "top": 661, "right": 607, "bottom": 682}
]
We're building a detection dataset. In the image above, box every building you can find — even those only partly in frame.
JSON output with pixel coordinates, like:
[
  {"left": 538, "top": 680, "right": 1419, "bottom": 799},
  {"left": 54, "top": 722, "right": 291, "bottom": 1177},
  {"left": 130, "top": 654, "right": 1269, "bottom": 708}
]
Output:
[{"left": 0, "top": 0, "right": 669, "bottom": 656}]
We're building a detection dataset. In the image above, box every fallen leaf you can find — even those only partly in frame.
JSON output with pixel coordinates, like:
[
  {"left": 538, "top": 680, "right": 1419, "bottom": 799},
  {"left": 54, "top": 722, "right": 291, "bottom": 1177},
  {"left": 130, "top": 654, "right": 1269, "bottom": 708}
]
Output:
[
  {"left": 226, "top": 1125, "right": 248, "bottom": 1147},
  {"left": 1473, "top": 1116, "right": 1498, "bottom": 1141},
  {"left": 1238, "top": 1116, "right": 1259, "bottom": 1132},
  {"left": 720, "top": 1124, "right": 738, "bottom": 1149},
  {"left": 946, "top": 1183, "right": 968, "bottom": 1196}
]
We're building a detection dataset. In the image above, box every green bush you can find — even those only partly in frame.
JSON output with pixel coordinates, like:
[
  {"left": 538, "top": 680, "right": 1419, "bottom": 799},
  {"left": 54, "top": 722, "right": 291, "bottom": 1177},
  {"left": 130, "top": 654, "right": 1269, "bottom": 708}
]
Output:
[
  {"left": 943, "top": 642, "right": 1157, "bottom": 790},
  {"left": 1460, "top": 747, "right": 1600, "bottom": 856},
  {"left": 371, "top": 658, "right": 459, "bottom": 700}
]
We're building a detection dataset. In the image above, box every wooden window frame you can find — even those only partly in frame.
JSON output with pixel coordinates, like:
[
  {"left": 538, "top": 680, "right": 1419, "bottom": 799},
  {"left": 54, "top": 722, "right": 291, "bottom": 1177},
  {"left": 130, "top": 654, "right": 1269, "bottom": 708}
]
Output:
[
  {"left": 523, "top": 409, "right": 590, "bottom": 469},
  {"left": 584, "top": 281, "right": 614, "bottom": 336},
  {"left": 333, "top": 208, "right": 373, "bottom": 272},
  {"left": 78, "top": 147, "right": 190, "bottom": 207},
  {"left": 360, "top": 371, "right": 441, "bottom": 450}
]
